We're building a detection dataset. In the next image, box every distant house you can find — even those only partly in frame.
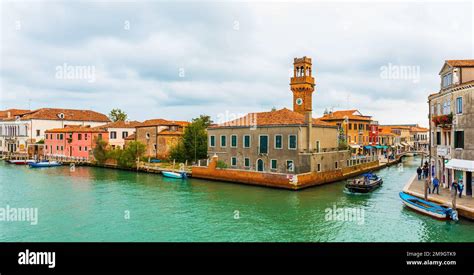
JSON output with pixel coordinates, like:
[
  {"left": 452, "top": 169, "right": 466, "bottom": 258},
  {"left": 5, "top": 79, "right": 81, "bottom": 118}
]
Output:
[
  {"left": 44, "top": 125, "right": 108, "bottom": 159},
  {"left": 132, "top": 119, "right": 189, "bottom": 159},
  {"left": 318, "top": 109, "right": 373, "bottom": 149},
  {"left": 95, "top": 120, "right": 141, "bottom": 150},
  {"left": 0, "top": 108, "right": 110, "bottom": 154}
]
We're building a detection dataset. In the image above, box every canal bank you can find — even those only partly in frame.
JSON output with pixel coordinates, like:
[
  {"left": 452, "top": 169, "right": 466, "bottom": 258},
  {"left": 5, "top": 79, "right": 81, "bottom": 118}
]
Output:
[
  {"left": 2, "top": 156, "right": 474, "bottom": 242},
  {"left": 404, "top": 175, "right": 474, "bottom": 220}
]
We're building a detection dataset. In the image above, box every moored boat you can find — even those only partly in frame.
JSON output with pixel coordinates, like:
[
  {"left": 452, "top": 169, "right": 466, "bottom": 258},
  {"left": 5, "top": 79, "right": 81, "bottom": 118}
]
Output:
[
  {"left": 162, "top": 171, "right": 187, "bottom": 179},
  {"left": 399, "top": 192, "right": 458, "bottom": 221},
  {"left": 28, "top": 161, "right": 62, "bottom": 168},
  {"left": 345, "top": 172, "right": 383, "bottom": 193},
  {"left": 8, "top": 159, "right": 36, "bottom": 165}
]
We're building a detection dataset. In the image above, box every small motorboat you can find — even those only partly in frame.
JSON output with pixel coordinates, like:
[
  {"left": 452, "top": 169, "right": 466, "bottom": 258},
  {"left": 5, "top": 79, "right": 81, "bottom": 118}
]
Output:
[
  {"left": 162, "top": 171, "right": 187, "bottom": 179},
  {"left": 345, "top": 172, "right": 383, "bottom": 193},
  {"left": 8, "top": 159, "right": 36, "bottom": 165},
  {"left": 28, "top": 161, "right": 62, "bottom": 168},
  {"left": 399, "top": 192, "right": 458, "bottom": 221}
]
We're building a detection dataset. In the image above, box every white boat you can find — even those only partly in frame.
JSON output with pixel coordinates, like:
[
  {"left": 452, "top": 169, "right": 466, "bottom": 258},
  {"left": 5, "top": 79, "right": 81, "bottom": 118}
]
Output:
[
  {"left": 162, "top": 171, "right": 187, "bottom": 179},
  {"left": 8, "top": 159, "right": 36, "bottom": 165}
]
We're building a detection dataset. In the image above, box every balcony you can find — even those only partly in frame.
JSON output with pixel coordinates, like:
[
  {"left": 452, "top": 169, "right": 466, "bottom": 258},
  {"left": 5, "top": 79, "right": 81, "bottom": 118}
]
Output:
[{"left": 432, "top": 113, "right": 453, "bottom": 129}]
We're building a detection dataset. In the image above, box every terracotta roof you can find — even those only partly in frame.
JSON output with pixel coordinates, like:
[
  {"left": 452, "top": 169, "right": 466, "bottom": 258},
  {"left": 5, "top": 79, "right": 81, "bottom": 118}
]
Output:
[
  {"left": 0, "top": 109, "right": 31, "bottom": 120},
  {"left": 124, "top": 133, "right": 136, "bottom": 140},
  {"left": 378, "top": 126, "right": 397, "bottom": 136},
  {"left": 210, "top": 108, "right": 336, "bottom": 128},
  {"left": 45, "top": 125, "right": 107, "bottom": 133},
  {"left": 445, "top": 60, "right": 474, "bottom": 67},
  {"left": 318, "top": 110, "right": 372, "bottom": 122},
  {"left": 137, "top": 119, "right": 190, "bottom": 127},
  {"left": 95, "top": 120, "right": 141, "bottom": 129},
  {"left": 17, "top": 108, "right": 110, "bottom": 122},
  {"left": 410, "top": 126, "right": 429, "bottom": 132}
]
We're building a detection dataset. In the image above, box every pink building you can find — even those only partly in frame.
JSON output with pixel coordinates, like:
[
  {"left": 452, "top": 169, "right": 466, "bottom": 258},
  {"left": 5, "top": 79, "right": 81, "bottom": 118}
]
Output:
[{"left": 44, "top": 125, "right": 108, "bottom": 159}]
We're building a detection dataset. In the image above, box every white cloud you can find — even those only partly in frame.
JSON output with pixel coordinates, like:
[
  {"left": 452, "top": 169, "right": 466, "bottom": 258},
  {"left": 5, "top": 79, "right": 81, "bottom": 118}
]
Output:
[{"left": 0, "top": 1, "right": 472, "bottom": 127}]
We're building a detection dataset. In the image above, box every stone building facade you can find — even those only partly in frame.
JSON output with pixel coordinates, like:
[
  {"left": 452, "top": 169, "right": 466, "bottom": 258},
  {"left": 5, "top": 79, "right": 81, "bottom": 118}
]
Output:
[{"left": 429, "top": 59, "right": 474, "bottom": 196}]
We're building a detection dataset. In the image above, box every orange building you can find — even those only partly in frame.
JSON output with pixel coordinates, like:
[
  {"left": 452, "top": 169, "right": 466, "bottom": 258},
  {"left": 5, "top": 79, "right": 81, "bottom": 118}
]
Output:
[{"left": 318, "top": 110, "right": 373, "bottom": 149}]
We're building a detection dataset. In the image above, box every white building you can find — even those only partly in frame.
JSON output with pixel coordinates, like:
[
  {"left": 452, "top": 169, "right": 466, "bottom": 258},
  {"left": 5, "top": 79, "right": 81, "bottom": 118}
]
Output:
[
  {"left": 95, "top": 120, "right": 141, "bottom": 149},
  {"left": 0, "top": 108, "right": 110, "bottom": 154}
]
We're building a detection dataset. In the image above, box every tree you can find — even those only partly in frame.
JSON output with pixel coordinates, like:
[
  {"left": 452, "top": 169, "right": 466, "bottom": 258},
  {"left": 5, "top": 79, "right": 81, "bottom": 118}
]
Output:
[
  {"left": 118, "top": 141, "right": 146, "bottom": 168},
  {"left": 108, "top": 108, "right": 128, "bottom": 122},
  {"left": 93, "top": 137, "right": 108, "bottom": 164},
  {"left": 169, "top": 115, "right": 213, "bottom": 162}
]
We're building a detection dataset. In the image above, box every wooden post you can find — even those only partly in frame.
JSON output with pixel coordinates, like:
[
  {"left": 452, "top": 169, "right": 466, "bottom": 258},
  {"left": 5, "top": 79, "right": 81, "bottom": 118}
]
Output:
[{"left": 452, "top": 187, "right": 457, "bottom": 210}]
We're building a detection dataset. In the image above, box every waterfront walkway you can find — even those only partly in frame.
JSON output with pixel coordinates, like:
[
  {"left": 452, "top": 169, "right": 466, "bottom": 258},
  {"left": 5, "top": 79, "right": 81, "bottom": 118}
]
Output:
[{"left": 404, "top": 175, "right": 474, "bottom": 219}]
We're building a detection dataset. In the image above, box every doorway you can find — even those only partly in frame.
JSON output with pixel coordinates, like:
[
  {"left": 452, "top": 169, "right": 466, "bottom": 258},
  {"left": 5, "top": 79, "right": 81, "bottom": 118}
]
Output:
[
  {"left": 467, "top": 172, "right": 472, "bottom": 197},
  {"left": 256, "top": 159, "right": 264, "bottom": 172}
]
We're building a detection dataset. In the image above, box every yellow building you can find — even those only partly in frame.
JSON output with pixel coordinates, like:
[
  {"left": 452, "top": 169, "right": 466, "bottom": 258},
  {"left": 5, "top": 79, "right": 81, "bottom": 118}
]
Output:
[{"left": 318, "top": 110, "right": 372, "bottom": 149}]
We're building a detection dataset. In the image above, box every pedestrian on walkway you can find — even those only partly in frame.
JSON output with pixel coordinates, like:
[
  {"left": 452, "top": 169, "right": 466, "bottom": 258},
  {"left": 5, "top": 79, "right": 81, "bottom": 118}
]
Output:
[
  {"left": 452, "top": 180, "right": 459, "bottom": 197},
  {"left": 458, "top": 179, "right": 464, "bottom": 198},
  {"left": 432, "top": 176, "right": 440, "bottom": 195},
  {"left": 423, "top": 166, "right": 429, "bottom": 179},
  {"left": 417, "top": 167, "right": 422, "bottom": 180},
  {"left": 426, "top": 178, "right": 432, "bottom": 194}
]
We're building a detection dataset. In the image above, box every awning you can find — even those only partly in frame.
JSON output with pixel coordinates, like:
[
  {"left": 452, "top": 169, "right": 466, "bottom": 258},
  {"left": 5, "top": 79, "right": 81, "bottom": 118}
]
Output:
[
  {"left": 395, "top": 143, "right": 402, "bottom": 148},
  {"left": 445, "top": 159, "right": 474, "bottom": 172},
  {"left": 382, "top": 145, "right": 389, "bottom": 149},
  {"left": 364, "top": 145, "right": 373, "bottom": 149},
  {"left": 375, "top": 145, "right": 383, "bottom": 149},
  {"left": 349, "top": 144, "right": 361, "bottom": 149},
  {"left": 401, "top": 142, "right": 409, "bottom": 147}
]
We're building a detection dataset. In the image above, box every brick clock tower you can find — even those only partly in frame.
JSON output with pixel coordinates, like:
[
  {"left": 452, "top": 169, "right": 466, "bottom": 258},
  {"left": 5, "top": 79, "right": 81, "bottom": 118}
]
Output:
[{"left": 290, "top": 56, "right": 315, "bottom": 115}]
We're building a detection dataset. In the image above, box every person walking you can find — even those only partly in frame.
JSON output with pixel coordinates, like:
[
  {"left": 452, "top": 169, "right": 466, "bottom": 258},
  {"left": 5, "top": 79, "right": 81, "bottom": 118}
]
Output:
[
  {"left": 417, "top": 167, "right": 422, "bottom": 180},
  {"left": 452, "top": 180, "right": 459, "bottom": 197},
  {"left": 423, "top": 166, "right": 429, "bottom": 179},
  {"left": 432, "top": 176, "right": 440, "bottom": 195},
  {"left": 426, "top": 178, "right": 432, "bottom": 194},
  {"left": 458, "top": 179, "right": 464, "bottom": 198}
]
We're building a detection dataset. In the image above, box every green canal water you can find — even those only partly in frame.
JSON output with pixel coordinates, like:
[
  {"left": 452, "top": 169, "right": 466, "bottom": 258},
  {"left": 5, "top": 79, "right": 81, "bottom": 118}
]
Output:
[{"left": 1, "top": 156, "right": 474, "bottom": 242}]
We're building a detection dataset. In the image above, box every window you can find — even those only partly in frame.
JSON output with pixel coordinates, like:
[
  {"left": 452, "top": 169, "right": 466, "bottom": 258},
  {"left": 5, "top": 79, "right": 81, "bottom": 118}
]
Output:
[
  {"left": 288, "top": 135, "right": 297, "bottom": 150},
  {"left": 36, "top": 130, "right": 40, "bottom": 137},
  {"left": 231, "top": 135, "right": 237, "bottom": 148},
  {"left": 84, "top": 146, "right": 88, "bottom": 151},
  {"left": 456, "top": 97, "right": 463, "bottom": 114},
  {"left": 243, "top": 135, "right": 251, "bottom": 148},
  {"left": 442, "top": 73, "right": 452, "bottom": 88},
  {"left": 354, "top": 123, "right": 358, "bottom": 131},
  {"left": 56, "top": 146, "right": 59, "bottom": 150},
  {"left": 209, "top": 135, "right": 216, "bottom": 147},
  {"left": 274, "top": 135, "right": 282, "bottom": 149},
  {"left": 335, "top": 161, "right": 338, "bottom": 169},
  {"left": 349, "top": 123, "right": 352, "bottom": 130},
  {"left": 259, "top": 135, "right": 269, "bottom": 154},
  {"left": 348, "top": 136, "right": 351, "bottom": 143},
  {"left": 454, "top": 131, "right": 464, "bottom": 149},
  {"left": 110, "top": 131, "right": 117, "bottom": 139},
  {"left": 315, "top": 141, "right": 320, "bottom": 152},
  {"left": 244, "top": 157, "right": 250, "bottom": 168},
  {"left": 317, "top": 163, "right": 321, "bottom": 172},
  {"left": 79, "top": 146, "right": 82, "bottom": 151},
  {"left": 366, "top": 125, "right": 369, "bottom": 131},
  {"left": 287, "top": 160, "right": 294, "bottom": 172},
  {"left": 153, "top": 144, "right": 157, "bottom": 151},
  {"left": 146, "top": 132, "right": 150, "bottom": 139},
  {"left": 78, "top": 133, "right": 82, "bottom": 140},
  {"left": 437, "top": 103, "right": 441, "bottom": 115},
  {"left": 231, "top": 157, "right": 237, "bottom": 166},
  {"left": 220, "top": 135, "right": 227, "bottom": 147},
  {"left": 60, "top": 146, "right": 63, "bottom": 151},
  {"left": 85, "top": 134, "right": 88, "bottom": 140},
  {"left": 271, "top": 159, "right": 277, "bottom": 170},
  {"left": 98, "top": 134, "right": 103, "bottom": 139},
  {"left": 59, "top": 134, "right": 63, "bottom": 140},
  {"left": 122, "top": 131, "right": 128, "bottom": 139},
  {"left": 436, "top": 132, "right": 441, "bottom": 146}
]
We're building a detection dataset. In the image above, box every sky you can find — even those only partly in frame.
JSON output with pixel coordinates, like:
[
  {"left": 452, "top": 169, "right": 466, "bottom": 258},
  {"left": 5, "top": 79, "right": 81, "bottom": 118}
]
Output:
[{"left": 0, "top": 1, "right": 473, "bottom": 127}]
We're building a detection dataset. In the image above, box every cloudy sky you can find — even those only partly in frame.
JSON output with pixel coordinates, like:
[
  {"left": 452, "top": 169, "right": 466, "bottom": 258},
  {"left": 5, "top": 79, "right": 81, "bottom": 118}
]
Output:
[{"left": 1, "top": 1, "right": 472, "bottom": 127}]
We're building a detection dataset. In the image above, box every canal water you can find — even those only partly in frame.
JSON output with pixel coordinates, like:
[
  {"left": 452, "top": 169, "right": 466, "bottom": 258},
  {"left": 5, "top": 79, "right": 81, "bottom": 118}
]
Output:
[{"left": 1, "top": 156, "right": 474, "bottom": 242}]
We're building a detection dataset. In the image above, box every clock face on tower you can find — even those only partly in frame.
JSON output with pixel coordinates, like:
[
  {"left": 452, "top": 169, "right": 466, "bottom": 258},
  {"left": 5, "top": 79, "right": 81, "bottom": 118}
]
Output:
[{"left": 296, "top": 98, "right": 303, "bottom": 106}]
